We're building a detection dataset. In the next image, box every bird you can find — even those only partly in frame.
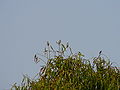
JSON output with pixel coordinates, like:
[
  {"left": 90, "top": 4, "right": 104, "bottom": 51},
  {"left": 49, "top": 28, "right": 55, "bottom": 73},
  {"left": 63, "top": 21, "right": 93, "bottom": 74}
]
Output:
[
  {"left": 34, "top": 54, "right": 37, "bottom": 62},
  {"left": 99, "top": 50, "right": 102, "bottom": 55},
  {"left": 47, "top": 41, "right": 50, "bottom": 46},
  {"left": 66, "top": 42, "right": 69, "bottom": 48},
  {"left": 34, "top": 54, "right": 37, "bottom": 59},
  {"left": 98, "top": 50, "right": 102, "bottom": 58}
]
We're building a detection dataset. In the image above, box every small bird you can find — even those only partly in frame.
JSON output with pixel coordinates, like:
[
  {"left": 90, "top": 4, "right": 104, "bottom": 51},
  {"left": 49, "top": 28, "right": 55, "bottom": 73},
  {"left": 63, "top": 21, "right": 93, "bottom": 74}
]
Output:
[
  {"left": 34, "top": 54, "right": 37, "bottom": 62},
  {"left": 47, "top": 41, "right": 50, "bottom": 46},
  {"left": 34, "top": 54, "right": 37, "bottom": 59},
  {"left": 98, "top": 50, "right": 102, "bottom": 58},
  {"left": 34, "top": 54, "right": 40, "bottom": 63},
  {"left": 66, "top": 42, "right": 69, "bottom": 48},
  {"left": 99, "top": 50, "right": 102, "bottom": 55}
]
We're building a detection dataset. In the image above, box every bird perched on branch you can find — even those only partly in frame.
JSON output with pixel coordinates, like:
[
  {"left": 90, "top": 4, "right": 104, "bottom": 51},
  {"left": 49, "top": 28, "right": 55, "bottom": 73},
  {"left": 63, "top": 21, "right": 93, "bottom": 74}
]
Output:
[
  {"left": 99, "top": 50, "right": 102, "bottom": 55},
  {"left": 34, "top": 54, "right": 39, "bottom": 63},
  {"left": 98, "top": 50, "right": 102, "bottom": 58}
]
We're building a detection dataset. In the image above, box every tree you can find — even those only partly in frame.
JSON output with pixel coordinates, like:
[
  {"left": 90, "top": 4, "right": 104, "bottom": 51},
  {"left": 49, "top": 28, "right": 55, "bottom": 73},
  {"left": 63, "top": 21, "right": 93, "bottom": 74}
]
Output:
[{"left": 11, "top": 41, "right": 120, "bottom": 90}]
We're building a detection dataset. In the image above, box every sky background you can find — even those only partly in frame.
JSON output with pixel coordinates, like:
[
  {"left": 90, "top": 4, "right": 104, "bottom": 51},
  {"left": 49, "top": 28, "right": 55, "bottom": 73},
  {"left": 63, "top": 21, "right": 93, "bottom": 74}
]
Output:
[{"left": 0, "top": 0, "right": 120, "bottom": 89}]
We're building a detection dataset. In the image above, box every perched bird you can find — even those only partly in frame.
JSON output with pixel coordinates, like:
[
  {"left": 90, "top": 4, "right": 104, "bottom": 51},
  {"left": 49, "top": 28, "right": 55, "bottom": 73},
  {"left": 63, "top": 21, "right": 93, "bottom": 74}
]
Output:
[
  {"left": 47, "top": 41, "right": 50, "bottom": 46},
  {"left": 34, "top": 54, "right": 37, "bottom": 59},
  {"left": 98, "top": 50, "right": 102, "bottom": 58},
  {"left": 34, "top": 54, "right": 37, "bottom": 62},
  {"left": 66, "top": 42, "right": 69, "bottom": 48},
  {"left": 99, "top": 50, "right": 102, "bottom": 55},
  {"left": 34, "top": 54, "right": 39, "bottom": 63}
]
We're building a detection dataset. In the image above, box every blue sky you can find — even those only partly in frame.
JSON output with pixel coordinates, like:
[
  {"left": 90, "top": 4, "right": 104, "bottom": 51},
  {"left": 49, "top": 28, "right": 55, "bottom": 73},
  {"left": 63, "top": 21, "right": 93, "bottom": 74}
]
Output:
[{"left": 0, "top": 0, "right": 120, "bottom": 89}]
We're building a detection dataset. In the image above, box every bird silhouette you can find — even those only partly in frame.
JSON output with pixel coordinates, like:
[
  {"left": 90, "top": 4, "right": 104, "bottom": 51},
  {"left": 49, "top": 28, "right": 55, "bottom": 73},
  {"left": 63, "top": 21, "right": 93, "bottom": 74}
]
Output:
[
  {"left": 99, "top": 50, "right": 102, "bottom": 55},
  {"left": 34, "top": 54, "right": 37, "bottom": 62},
  {"left": 98, "top": 50, "right": 102, "bottom": 58}
]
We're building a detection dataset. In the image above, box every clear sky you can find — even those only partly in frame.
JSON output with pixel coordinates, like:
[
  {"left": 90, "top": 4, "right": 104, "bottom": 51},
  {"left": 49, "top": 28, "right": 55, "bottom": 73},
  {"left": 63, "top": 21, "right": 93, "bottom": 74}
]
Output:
[{"left": 0, "top": 0, "right": 120, "bottom": 89}]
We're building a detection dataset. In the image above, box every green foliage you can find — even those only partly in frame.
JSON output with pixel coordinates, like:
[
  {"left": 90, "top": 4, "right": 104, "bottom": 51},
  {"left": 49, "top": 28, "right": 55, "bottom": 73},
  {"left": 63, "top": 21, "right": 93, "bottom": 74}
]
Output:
[{"left": 11, "top": 41, "right": 120, "bottom": 90}]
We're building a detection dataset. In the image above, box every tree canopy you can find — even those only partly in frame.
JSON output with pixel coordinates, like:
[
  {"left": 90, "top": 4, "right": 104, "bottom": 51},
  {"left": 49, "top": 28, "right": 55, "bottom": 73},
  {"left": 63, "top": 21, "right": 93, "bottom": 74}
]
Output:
[{"left": 11, "top": 40, "right": 120, "bottom": 90}]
